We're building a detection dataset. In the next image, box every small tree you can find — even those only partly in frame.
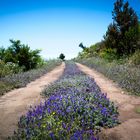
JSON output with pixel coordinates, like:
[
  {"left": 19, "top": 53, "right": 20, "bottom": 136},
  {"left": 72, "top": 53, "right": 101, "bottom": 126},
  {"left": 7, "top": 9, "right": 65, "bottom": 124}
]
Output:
[
  {"left": 79, "top": 43, "right": 86, "bottom": 50},
  {"left": 59, "top": 53, "right": 65, "bottom": 61}
]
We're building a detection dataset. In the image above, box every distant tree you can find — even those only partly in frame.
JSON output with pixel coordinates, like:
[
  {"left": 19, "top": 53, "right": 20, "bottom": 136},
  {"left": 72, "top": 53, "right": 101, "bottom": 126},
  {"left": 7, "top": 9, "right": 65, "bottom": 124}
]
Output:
[
  {"left": 59, "top": 53, "right": 65, "bottom": 61},
  {"left": 79, "top": 43, "right": 86, "bottom": 50},
  {"left": 104, "top": 0, "right": 139, "bottom": 56}
]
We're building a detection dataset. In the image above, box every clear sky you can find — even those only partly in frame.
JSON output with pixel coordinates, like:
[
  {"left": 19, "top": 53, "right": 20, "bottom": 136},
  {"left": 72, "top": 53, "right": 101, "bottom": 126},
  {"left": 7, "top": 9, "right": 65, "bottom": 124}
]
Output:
[{"left": 0, "top": 0, "right": 139, "bottom": 59}]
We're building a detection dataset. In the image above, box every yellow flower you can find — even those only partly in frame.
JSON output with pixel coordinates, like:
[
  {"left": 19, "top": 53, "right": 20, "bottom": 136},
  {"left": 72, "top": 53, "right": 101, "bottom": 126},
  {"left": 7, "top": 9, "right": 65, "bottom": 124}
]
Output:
[{"left": 43, "top": 125, "right": 46, "bottom": 128}]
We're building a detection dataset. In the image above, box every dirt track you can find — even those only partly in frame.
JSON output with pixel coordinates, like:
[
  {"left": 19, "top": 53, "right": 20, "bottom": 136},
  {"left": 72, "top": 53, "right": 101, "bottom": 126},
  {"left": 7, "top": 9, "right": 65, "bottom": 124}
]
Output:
[
  {"left": 0, "top": 63, "right": 65, "bottom": 139},
  {"left": 0, "top": 62, "right": 140, "bottom": 140},
  {"left": 77, "top": 63, "right": 140, "bottom": 140}
]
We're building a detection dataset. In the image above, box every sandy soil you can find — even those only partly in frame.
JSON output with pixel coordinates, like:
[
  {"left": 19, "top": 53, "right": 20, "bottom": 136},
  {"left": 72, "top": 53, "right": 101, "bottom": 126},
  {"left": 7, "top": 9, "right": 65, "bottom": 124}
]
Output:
[
  {"left": 77, "top": 63, "right": 140, "bottom": 140},
  {"left": 0, "top": 63, "right": 65, "bottom": 139}
]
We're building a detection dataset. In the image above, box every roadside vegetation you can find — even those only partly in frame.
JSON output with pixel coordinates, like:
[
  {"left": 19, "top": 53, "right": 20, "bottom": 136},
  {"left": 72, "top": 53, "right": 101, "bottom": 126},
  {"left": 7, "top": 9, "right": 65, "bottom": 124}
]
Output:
[
  {"left": 77, "top": 57, "right": 140, "bottom": 95},
  {"left": 9, "top": 62, "right": 119, "bottom": 140},
  {"left": 0, "top": 39, "right": 62, "bottom": 96},
  {"left": 0, "top": 59, "right": 61, "bottom": 96},
  {"left": 0, "top": 39, "right": 44, "bottom": 72},
  {"left": 76, "top": 0, "right": 140, "bottom": 96}
]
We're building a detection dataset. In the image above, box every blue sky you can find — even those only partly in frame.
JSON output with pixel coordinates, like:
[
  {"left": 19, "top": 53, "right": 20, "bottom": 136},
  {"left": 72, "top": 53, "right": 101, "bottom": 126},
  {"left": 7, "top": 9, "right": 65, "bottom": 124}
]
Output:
[{"left": 0, "top": 0, "right": 139, "bottom": 59}]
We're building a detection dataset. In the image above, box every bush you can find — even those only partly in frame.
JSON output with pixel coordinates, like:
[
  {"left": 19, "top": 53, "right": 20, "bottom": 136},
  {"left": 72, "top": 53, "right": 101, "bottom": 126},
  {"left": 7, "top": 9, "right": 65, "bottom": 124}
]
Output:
[
  {"left": 128, "top": 50, "right": 140, "bottom": 65},
  {"left": 0, "top": 61, "right": 23, "bottom": 78},
  {"left": 99, "top": 48, "right": 117, "bottom": 60}
]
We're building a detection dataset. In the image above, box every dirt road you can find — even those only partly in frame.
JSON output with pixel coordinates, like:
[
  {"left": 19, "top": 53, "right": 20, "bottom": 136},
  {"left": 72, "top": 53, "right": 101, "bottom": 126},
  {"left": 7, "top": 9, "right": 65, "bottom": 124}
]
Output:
[
  {"left": 0, "top": 63, "right": 65, "bottom": 139},
  {"left": 77, "top": 63, "right": 140, "bottom": 140}
]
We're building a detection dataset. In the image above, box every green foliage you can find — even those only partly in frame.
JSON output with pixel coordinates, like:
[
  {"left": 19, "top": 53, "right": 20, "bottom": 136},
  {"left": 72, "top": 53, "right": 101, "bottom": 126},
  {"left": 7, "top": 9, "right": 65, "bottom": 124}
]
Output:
[
  {"left": 2, "top": 39, "right": 42, "bottom": 71},
  {"left": 128, "top": 49, "right": 140, "bottom": 65},
  {"left": 77, "top": 1, "right": 140, "bottom": 61},
  {"left": 99, "top": 48, "right": 117, "bottom": 60},
  {"left": 138, "top": 22, "right": 140, "bottom": 45},
  {"left": 0, "top": 46, "right": 5, "bottom": 60},
  {"left": 77, "top": 0, "right": 140, "bottom": 61},
  {"left": 77, "top": 50, "right": 90, "bottom": 59},
  {"left": 17, "top": 44, "right": 41, "bottom": 70},
  {"left": 0, "top": 60, "right": 23, "bottom": 78},
  {"left": 104, "top": 0, "right": 139, "bottom": 56},
  {"left": 77, "top": 42, "right": 104, "bottom": 59},
  {"left": 104, "top": 23, "right": 119, "bottom": 53},
  {"left": 59, "top": 53, "right": 65, "bottom": 60},
  {"left": 79, "top": 42, "right": 86, "bottom": 50}
]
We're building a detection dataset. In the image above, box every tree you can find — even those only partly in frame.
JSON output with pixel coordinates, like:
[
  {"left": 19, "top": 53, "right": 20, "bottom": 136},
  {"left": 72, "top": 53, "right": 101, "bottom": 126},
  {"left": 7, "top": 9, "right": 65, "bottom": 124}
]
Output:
[
  {"left": 138, "top": 22, "right": 140, "bottom": 46},
  {"left": 104, "top": 0, "right": 139, "bottom": 56},
  {"left": 104, "top": 23, "right": 120, "bottom": 54},
  {"left": 79, "top": 43, "right": 86, "bottom": 50},
  {"left": 9, "top": 39, "right": 21, "bottom": 54},
  {"left": 4, "top": 46, "right": 18, "bottom": 63},
  {"left": 59, "top": 53, "right": 65, "bottom": 61},
  {"left": 3, "top": 39, "right": 42, "bottom": 71}
]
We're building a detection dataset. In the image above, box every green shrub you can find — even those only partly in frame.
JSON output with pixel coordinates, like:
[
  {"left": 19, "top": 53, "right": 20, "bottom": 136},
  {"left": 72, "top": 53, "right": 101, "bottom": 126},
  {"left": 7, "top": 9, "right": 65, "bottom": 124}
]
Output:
[
  {"left": 128, "top": 50, "right": 140, "bottom": 65},
  {"left": 0, "top": 61, "right": 23, "bottom": 78},
  {"left": 99, "top": 48, "right": 117, "bottom": 60}
]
